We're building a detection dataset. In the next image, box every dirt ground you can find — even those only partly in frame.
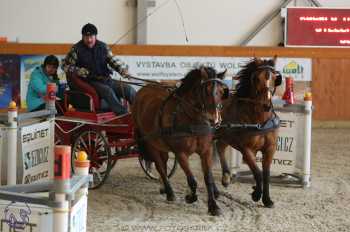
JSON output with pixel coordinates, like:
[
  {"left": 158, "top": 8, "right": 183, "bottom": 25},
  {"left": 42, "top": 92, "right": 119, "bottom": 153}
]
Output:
[{"left": 86, "top": 128, "right": 350, "bottom": 232}]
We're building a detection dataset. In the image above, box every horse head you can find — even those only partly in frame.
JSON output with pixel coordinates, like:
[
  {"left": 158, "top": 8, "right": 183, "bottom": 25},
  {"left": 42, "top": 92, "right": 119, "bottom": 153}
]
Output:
[
  {"left": 176, "top": 66, "right": 228, "bottom": 124},
  {"left": 236, "top": 56, "right": 282, "bottom": 102}
]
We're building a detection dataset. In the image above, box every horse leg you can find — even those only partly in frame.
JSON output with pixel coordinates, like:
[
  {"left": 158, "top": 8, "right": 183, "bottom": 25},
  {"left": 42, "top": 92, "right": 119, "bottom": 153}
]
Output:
[
  {"left": 242, "top": 149, "right": 262, "bottom": 202},
  {"left": 216, "top": 140, "right": 231, "bottom": 187},
  {"left": 147, "top": 147, "right": 175, "bottom": 201},
  {"left": 159, "top": 151, "right": 170, "bottom": 194},
  {"left": 200, "top": 150, "right": 221, "bottom": 216},
  {"left": 262, "top": 151, "right": 274, "bottom": 208},
  {"left": 176, "top": 152, "right": 198, "bottom": 204},
  {"left": 212, "top": 181, "right": 220, "bottom": 199}
]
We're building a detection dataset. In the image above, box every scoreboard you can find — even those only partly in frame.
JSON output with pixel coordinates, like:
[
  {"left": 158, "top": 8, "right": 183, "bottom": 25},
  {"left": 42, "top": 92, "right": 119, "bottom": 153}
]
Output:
[{"left": 285, "top": 7, "right": 350, "bottom": 47}]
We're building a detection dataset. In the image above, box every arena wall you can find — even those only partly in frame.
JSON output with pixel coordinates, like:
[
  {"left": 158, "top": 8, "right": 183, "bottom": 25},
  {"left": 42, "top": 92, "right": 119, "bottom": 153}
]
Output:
[{"left": 1, "top": 43, "right": 350, "bottom": 121}]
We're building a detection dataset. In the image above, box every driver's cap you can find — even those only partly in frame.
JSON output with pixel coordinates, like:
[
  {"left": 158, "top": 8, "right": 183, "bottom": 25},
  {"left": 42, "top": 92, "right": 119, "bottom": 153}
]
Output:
[{"left": 81, "top": 23, "right": 98, "bottom": 36}]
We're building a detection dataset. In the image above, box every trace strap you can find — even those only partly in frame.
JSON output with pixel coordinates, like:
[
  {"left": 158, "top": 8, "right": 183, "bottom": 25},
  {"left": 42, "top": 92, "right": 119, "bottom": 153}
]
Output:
[{"left": 219, "top": 113, "right": 280, "bottom": 132}]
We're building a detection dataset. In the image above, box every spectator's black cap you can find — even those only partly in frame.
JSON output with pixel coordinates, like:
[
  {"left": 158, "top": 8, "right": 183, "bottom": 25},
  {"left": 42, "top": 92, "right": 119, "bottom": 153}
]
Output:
[{"left": 82, "top": 23, "right": 98, "bottom": 36}]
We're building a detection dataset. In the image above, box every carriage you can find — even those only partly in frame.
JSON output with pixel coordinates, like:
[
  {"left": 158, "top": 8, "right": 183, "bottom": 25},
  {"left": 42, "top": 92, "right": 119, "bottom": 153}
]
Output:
[
  {"left": 54, "top": 59, "right": 281, "bottom": 215},
  {"left": 54, "top": 78, "right": 177, "bottom": 189}
]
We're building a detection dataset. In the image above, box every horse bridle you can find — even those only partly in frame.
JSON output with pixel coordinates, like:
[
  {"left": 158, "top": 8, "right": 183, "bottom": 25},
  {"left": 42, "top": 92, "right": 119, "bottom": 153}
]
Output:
[
  {"left": 238, "top": 64, "right": 282, "bottom": 112},
  {"left": 173, "top": 70, "right": 228, "bottom": 124},
  {"left": 254, "top": 65, "right": 282, "bottom": 96},
  {"left": 200, "top": 77, "right": 228, "bottom": 111}
]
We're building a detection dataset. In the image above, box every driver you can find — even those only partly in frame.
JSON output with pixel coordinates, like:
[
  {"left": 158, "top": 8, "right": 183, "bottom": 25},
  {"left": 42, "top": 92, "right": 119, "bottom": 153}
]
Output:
[{"left": 62, "top": 23, "right": 136, "bottom": 114}]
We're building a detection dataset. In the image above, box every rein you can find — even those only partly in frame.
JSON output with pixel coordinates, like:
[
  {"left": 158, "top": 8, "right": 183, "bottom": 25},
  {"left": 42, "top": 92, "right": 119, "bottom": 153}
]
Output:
[
  {"left": 117, "top": 74, "right": 176, "bottom": 103},
  {"left": 124, "top": 75, "right": 176, "bottom": 89}
]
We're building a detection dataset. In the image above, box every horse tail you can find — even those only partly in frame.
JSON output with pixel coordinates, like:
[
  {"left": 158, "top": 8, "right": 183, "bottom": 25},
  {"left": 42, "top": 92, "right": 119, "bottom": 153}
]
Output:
[{"left": 135, "top": 129, "right": 153, "bottom": 161}]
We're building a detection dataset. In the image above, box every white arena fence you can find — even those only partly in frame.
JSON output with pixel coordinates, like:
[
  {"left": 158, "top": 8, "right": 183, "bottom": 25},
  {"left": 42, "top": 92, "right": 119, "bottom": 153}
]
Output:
[{"left": 0, "top": 94, "right": 89, "bottom": 232}]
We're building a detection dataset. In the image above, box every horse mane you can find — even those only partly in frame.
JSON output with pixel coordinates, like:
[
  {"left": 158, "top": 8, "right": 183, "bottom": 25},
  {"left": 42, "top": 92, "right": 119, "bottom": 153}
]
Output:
[
  {"left": 235, "top": 58, "right": 275, "bottom": 98},
  {"left": 175, "top": 66, "right": 217, "bottom": 96}
]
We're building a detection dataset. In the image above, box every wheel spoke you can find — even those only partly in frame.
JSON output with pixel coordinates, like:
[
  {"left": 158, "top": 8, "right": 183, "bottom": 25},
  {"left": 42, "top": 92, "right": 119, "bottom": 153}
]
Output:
[
  {"left": 95, "top": 135, "right": 103, "bottom": 146},
  {"left": 88, "top": 131, "right": 91, "bottom": 147},
  {"left": 90, "top": 133, "right": 96, "bottom": 154},
  {"left": 91, "top": 168, "right": 103, "bottom": 184},
  {"left": 79, "top": 137, "right": 89, "bottom": 152},
  {"left": 95, "top": 156, "right": 108, "bottom": 163},
  {"left": 95, "top": 144, "right": 103, "bottom": 152},
  {"left": 73, "top": 130, "right": 111, "bottom": 189}
]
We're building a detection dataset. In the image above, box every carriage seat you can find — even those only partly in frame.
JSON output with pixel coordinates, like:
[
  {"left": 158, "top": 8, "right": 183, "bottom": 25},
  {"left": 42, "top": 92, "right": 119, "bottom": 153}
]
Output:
[{"left": 65, "top": 73, "right": 111, "bottom": 112}]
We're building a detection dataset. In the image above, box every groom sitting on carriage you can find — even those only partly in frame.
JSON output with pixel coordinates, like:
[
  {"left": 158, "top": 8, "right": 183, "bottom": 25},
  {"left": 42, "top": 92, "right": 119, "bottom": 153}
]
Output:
[{"left": 62, "top": 23, "right": 136, "bottom": 114}]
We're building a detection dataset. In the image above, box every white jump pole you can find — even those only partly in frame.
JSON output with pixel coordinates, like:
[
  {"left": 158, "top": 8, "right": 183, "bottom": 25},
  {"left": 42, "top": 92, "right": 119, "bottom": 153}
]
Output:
[
  {"left": 46, "top": 83, "right": 57, "bottom": 180},
  {"left": 54, "top": 193, "right": 69, "bottom": 232},
  {"left": 74, "top": 151, "right": 90, "bottom": 198},
  {"left": 72, "top": 151, "right": 90, "bottom": 232},
  {"left": 302, "top": 93, "right": 312, "bottom": 187},
  {"left": 7, "top": 101, "right": 17, "bottom": 185}
]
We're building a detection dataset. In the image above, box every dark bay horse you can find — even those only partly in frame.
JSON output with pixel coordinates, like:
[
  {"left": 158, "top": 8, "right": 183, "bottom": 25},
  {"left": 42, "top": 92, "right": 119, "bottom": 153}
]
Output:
[
  {"left": 132, "top": 67, "right": 228, "bottom": 216},
  {"left": 216, "top": 57, "right": 282, "bottom": 208}
]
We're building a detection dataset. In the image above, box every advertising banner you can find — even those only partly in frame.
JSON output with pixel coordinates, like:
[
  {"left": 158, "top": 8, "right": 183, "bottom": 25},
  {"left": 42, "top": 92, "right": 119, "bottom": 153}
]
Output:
[
  {"left": 117, "top": 55, "right": 312, "bottom": 82},
  {"left": 21, "top": 121, "right": 51, "bottom": 184},
  {"left": 0, "top": 55, "right": 20, "bottom": 108},
  {"left": 0, "top": 200, "right": 52, "bottom": 232}
]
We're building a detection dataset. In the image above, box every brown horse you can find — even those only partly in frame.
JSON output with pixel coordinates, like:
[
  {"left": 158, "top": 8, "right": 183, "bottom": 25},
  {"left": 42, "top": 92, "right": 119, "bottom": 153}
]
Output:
[
  {"left": 215, "top": 57, "right": 282, "bottom": 208},
  {"left": 132, "top": 67, "right": 228, "bottom": 216}
]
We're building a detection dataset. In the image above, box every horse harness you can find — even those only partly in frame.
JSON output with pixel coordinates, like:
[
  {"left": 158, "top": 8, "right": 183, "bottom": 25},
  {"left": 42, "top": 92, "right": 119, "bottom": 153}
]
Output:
[
  {"left": 157, "top": 77, "right": 227, "bottom": 137},
  {"left": 215, "top": 63, "right": 282, "bottom": 134},
  {"left": 217, "top": 81, "right": 281, "bottom": 135},
  {"left": 218, "top": 112, "right": 280, "bottom": 135},
  {"left": 138, "top": 67, "right": 281, "bottom": 141},
  {"left": 157, "top": 92, "right": 215, "bottom": 138},
  {"left": 139, "top": 77, "right": 227, "bottom": 141}
]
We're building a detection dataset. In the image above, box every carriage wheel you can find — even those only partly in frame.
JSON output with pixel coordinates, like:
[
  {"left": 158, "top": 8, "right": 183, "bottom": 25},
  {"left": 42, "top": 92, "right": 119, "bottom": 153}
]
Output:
[
  {"left": 72, "top": 130, "right": 112, "bottom": 189},
  {"left": 139, "top": 152, "right": 177, "bottom": 180}
]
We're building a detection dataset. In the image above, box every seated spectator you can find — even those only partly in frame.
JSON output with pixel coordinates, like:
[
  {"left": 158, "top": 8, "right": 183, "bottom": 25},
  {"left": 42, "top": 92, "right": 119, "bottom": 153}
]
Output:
[{"left": 26, "top": 55, "right": 61, "bottom": 112}]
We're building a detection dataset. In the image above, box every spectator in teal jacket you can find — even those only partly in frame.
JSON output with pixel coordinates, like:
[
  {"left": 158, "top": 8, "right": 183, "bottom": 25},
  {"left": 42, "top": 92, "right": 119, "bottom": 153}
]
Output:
[{"left": 26, "top": 55, "right": 60, "bottom": 111}]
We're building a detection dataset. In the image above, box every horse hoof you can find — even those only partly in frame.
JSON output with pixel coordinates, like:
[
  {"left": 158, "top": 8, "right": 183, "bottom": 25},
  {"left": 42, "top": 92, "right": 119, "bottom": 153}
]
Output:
[
  {"left": 208, "top": 205, "right": 222, "bottom": 216},
  {"left": 160, "top": 188, "right": 165, "bottom": 194},
  {"left": 185, "top": 194, "right": 198, "bottom": 204},
  {"left": 167, "top": 194, "right": 176, "bottom": 202},
  {"left": 263, "top": 198, "right": 274, "bottom": 208},
  {"left": 222, "top": 173, "right": 231, "bottom": 188},
  {"left": 159, "top": 188, "right": 166, "bottom": 194},
  {"left": 214, "top": 190, "right": 220, "bottom": 199},
  {"left": 251, "top": 186, "right": 262, "bottom": 202}
]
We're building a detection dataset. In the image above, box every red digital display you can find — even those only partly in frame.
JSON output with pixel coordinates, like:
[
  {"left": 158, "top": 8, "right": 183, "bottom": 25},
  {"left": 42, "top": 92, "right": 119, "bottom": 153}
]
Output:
[{"left": 286, "top": 7, "right": 350, "bottom": 47}]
